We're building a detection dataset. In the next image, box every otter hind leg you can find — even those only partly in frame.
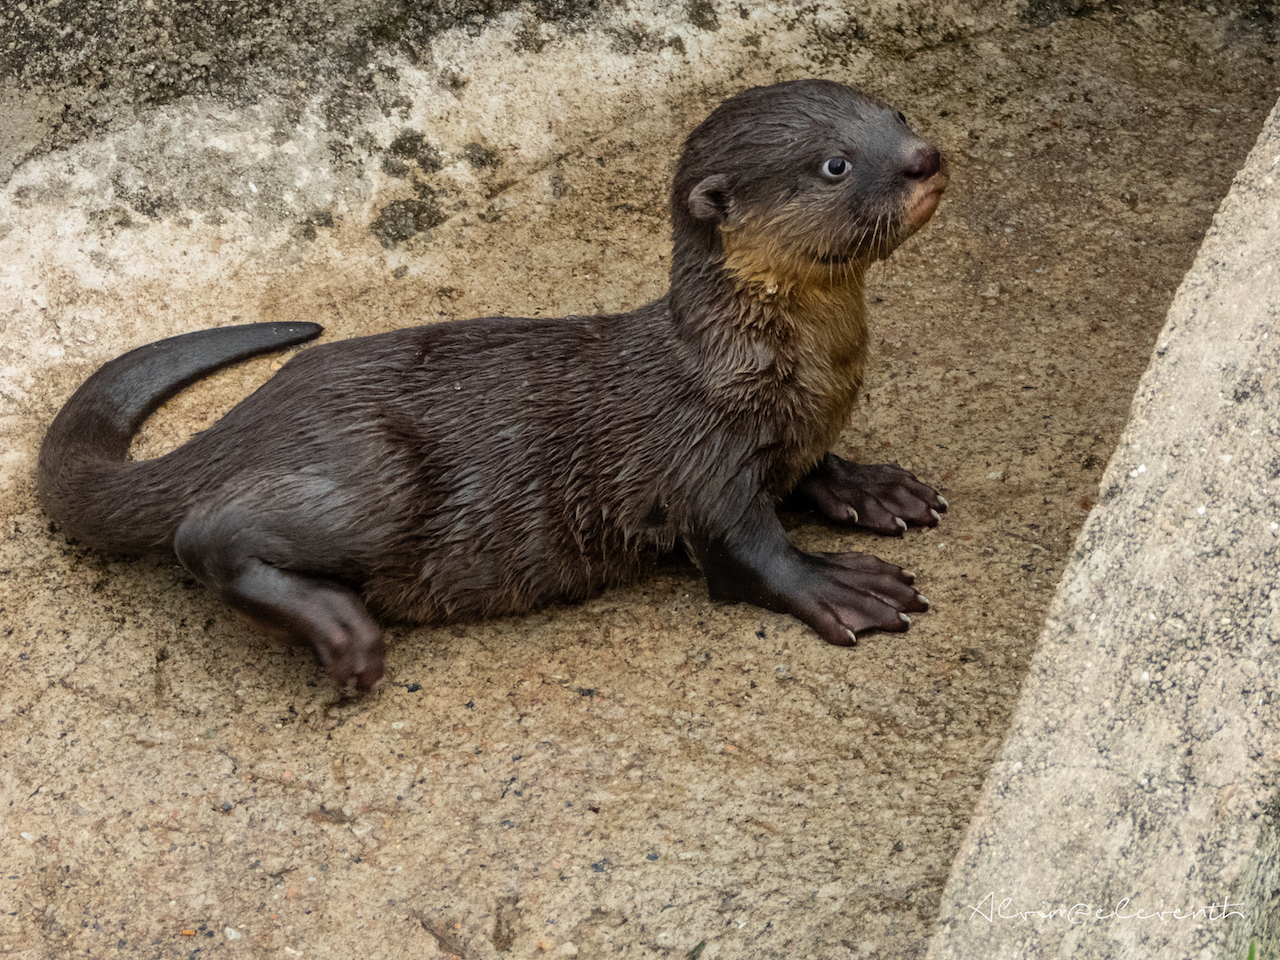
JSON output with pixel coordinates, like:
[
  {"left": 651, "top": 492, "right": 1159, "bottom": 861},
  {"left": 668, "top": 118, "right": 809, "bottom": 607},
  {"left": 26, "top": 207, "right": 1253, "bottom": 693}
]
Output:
[
  {"left": 174, "top": 509, "right": 385, "bottom": 692},
  {"left": 789, "top": 454, "right": 947, "bottom": 536},
  {"left": 692, "top": 493, "right": 930, "bottom": 642}
]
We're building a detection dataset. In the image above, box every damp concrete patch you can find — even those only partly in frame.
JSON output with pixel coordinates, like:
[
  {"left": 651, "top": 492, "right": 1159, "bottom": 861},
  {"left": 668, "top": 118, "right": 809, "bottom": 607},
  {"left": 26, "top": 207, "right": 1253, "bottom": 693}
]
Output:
[
  {"left": 928, "top": 98, "right": 1280, "bottom": 960},
  {"left": 1, "top": 2, "right": 1278, "bottom": 958}
]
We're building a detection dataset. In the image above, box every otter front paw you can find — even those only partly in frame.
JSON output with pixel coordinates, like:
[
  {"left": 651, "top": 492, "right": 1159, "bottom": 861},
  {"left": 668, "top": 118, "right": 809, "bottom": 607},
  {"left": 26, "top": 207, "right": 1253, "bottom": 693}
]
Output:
[
  {"left": 791, "top": 454, "right": 947, "bottom": 536},
  {"left": 789, "top": 552, "right": 930, "bottom": 642},
  {"left": 693, "top": 492, "right": 933, "bottom": 646}
]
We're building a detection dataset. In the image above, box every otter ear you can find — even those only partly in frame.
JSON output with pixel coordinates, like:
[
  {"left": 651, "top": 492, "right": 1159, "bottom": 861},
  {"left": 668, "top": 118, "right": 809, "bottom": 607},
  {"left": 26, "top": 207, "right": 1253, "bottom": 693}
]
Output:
[{"left": 687, "top": 174, "right": 732, "bottom": 223}]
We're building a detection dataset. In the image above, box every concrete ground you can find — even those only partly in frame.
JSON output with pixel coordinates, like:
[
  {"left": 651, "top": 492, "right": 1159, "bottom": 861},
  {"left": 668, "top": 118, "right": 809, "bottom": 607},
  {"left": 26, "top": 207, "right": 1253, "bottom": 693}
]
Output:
[
  {"left": 929, "top": 95, "right": 1280, "bottom": 960},
  {"left": 1, "top": 2, "right": 1277, "bottom": 958}
]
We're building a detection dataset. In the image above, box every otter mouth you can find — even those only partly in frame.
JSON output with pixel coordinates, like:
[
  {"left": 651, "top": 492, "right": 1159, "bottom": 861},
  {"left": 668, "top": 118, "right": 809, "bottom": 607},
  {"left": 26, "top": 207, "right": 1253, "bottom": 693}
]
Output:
[
  {"left": 906, "top": 170, "right": 949, "bottom": 230},
  {"left": 907, "top": 184, "right": 946, "bottom": 230},
  {"left": 909, "top": 189, "right": 942, "bottom": 227}
]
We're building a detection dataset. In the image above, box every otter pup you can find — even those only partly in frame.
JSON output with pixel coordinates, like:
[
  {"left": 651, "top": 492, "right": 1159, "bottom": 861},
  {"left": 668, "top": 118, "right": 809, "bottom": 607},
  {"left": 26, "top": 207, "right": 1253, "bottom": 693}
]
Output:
[{"left": 38, "top": 79, "right": 949, "bottom": 691}]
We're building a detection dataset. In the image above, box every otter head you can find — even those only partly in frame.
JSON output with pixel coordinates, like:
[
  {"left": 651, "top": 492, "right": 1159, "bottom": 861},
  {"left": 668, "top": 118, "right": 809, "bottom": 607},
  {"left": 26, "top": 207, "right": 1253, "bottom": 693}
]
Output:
[{"left": 670, "top": 80, "right": 947, "bottom": 310}]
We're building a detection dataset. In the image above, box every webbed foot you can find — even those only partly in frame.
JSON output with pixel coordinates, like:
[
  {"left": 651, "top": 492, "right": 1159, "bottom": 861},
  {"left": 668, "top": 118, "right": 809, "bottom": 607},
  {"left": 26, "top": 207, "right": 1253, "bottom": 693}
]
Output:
[{"left": 791, "top": 455, "right": 947, "bottom": 536}]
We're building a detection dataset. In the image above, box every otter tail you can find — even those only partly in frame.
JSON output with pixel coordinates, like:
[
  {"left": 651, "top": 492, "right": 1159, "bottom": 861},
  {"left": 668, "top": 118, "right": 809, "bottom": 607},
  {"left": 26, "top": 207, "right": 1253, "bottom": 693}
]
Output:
[{"left": 37, "top": 322, "right": 324, "bottom": 553}]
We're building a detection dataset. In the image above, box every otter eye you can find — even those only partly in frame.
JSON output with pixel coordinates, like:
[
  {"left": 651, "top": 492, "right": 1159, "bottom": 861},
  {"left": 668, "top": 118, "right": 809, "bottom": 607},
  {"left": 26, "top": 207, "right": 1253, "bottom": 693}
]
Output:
[{"left": 821, "top": 157, "right": 850, "bottom": 180}]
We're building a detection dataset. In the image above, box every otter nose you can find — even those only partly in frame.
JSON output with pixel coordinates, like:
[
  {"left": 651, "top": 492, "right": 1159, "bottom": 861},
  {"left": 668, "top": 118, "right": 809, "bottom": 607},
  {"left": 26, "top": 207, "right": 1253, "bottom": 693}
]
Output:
[{"left": 902, "top": 145, "right": 942, "bottom": 181}]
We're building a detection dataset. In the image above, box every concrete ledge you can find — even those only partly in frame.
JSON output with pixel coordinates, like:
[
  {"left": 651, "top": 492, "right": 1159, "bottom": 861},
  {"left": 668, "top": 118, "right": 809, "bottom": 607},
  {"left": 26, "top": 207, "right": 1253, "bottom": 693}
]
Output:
[{"left": 929, "top": 98, "right": 1280, "bottom": 958}]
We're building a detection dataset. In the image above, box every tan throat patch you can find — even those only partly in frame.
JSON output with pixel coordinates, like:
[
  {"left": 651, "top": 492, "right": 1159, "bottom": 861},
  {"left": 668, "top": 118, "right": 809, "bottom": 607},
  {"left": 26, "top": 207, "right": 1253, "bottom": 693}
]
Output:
[{"left": 715, "top": 196, "right": 892, "bottom": 304}]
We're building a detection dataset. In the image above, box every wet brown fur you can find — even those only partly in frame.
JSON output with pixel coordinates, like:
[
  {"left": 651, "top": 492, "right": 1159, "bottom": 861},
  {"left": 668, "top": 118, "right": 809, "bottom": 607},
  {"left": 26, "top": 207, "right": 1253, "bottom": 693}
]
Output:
[{"left": 38, "top": 80, "right": 949, "bottom": 690}]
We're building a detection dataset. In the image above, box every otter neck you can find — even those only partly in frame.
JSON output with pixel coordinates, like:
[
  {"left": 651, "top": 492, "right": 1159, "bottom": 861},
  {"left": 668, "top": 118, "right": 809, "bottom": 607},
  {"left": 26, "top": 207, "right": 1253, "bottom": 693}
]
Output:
[
  {"left": 669, "top": 225, "right": 872, "bottom": 490},
  {"left": 671, "top": 222, "right": 869, "bottom": 333}
]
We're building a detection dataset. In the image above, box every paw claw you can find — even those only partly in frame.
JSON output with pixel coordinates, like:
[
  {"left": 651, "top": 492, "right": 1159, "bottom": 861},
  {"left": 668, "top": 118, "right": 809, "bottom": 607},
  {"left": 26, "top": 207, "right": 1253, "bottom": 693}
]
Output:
[
  {"left": 937, "top": 495, "right": 949, "bottom": 509},
  {"left": 790, "top": 458, "right": 946, "bottom": 535},
  {"left": 899, "top": 612, "right": 912, "bottom": 625}
]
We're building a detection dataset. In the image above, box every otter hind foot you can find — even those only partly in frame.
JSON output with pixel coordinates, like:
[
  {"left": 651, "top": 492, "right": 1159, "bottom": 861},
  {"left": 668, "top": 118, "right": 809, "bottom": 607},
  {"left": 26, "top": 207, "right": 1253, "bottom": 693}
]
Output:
[
  {"left": 175, "top": 512, "right": 385, "bottom": 692},
  {"left": 791, "top": 455, "right": 947, "bottom": 536},
  {"left": 238, "top": 572, "right": 386, "bottom": 693}
]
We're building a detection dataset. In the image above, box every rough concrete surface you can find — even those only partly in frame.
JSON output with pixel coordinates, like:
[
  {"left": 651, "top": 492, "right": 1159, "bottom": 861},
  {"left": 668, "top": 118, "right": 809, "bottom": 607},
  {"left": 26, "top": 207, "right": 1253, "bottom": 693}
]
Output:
[
  {"left": 1, "top": 2, "right": 1277, "bottom": 958},
  {"left": 928, "top": 98, "right": 1280, "bottom": 958}
]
